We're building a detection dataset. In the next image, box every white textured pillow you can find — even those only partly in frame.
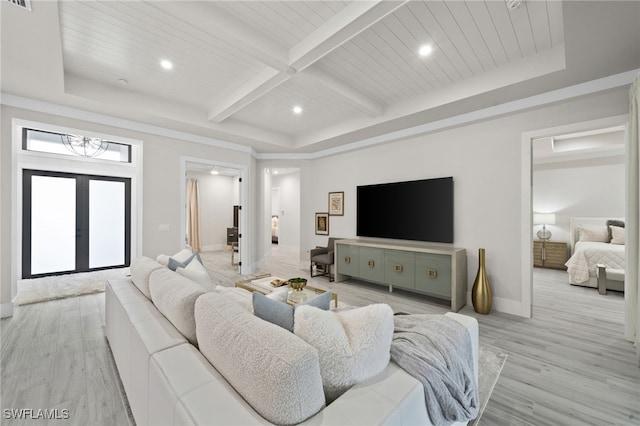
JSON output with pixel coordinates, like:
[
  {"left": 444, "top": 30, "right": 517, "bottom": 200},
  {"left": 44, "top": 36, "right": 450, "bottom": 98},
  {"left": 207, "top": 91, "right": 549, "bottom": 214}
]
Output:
[
  {"left": 294, "top": 303, "right": 394, "bottom": 402},
  {"left": 214, "top": 286, "right": 253, "bottom": 312},
  {"left": 610, "top": 225, "right": 625, "bottom": 245},
  {"left": 578, "top": 225, "right": 608, "bottom": 243},
  {"left": 195, "top": 293, "right": 325, "bottom": 425},
  {"left": 156, "top": 248, "right": 192, "bottom": 267},
  {"left": 176, "top": 257, "right": 213, "bottom": 291},
  {"left": 129, "top": 256, "right": 163, "bottom": 299},
  {"left": 149, "top": 268, "right": 206, "bottom": 346}
]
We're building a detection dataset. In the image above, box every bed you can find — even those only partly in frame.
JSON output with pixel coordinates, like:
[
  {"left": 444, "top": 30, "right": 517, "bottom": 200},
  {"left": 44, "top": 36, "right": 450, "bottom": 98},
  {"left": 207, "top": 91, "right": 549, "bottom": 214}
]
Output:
[{"left": 565, "top": 217, "right": 625, "bottom": 290}]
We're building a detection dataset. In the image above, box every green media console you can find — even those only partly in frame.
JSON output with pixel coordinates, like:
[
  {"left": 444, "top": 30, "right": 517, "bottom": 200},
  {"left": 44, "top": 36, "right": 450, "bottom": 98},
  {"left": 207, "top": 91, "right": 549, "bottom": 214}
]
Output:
[{"left": 334, "top": 239, "right": 467, "bottom": 312}]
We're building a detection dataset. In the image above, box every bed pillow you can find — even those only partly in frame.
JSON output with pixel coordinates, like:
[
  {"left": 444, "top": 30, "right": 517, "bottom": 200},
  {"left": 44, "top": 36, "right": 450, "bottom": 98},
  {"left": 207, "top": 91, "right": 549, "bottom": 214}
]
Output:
[
  {"left": 294, "top": 303, "right": 394, "bottom": 402},
  {"left": 578, "top": 225, "right": 608, "bottom": 243},
  {"left": 610, "top": 225, "right": 625, "bottom": 245},
  {"left": 606, "top": 220, "right": 625, "bottom": 242}
]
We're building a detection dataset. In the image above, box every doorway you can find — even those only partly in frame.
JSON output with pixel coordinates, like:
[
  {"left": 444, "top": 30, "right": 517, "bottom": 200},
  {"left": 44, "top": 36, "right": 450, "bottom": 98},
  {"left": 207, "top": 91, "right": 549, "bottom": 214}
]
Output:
[
  {"left": 181, "top": 158, "right": 247, "bottom": 275},
  {"left": 22, "top": 170, "right": 131, "bottom": 279},
  {"left": 521, "top": 115, "right": 628, "bottom": 317}
]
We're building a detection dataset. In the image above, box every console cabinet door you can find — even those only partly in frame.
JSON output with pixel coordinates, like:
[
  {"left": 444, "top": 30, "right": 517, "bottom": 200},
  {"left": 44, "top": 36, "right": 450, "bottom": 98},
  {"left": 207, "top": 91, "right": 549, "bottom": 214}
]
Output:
[
  {"left": 385, "top": 250, "right": 415, "bottom": 289},
  {"left": 358, "top": 247, "right": 385, "bottom": 284},
  {"left": 336, "top": 244, "right": 359, "bottom": 276},
  {"left": 415, "top": 253, "right": 452, "bottom": 298}
]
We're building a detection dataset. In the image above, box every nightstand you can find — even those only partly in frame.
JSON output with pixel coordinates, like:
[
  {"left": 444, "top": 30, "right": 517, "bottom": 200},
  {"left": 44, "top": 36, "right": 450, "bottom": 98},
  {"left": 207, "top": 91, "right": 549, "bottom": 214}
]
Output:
[{"left": 533, "top": 240, "right": 568, "bottom": 270}]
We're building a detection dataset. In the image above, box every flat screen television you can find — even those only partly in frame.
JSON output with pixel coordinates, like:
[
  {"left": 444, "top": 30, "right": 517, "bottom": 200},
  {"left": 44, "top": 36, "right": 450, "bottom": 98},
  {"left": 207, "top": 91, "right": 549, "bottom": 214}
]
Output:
[{"left": 357, "top": 177, "right": 453, "bottom": 243}]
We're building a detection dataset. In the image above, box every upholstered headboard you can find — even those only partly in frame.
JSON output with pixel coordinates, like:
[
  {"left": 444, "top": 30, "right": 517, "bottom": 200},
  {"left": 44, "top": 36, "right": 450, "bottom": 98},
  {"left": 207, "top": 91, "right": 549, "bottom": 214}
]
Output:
[{"left": 569, "top": 217, "right": 624, "bottom": 254}]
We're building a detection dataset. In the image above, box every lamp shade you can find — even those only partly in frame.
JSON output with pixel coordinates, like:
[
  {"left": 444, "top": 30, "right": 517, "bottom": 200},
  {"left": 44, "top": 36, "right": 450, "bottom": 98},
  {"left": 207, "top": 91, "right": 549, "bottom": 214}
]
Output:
[{"left": 533, "top": 213, "right": 556, "bottom": 225}]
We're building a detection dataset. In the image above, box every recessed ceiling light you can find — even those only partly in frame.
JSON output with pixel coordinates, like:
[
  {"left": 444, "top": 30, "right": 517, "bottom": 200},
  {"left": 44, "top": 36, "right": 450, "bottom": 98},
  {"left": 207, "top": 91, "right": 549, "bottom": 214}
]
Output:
[
  {"left": 117, "top": 78, "right": 128, "bottom": 86},
  {"left": 210, "top": 168, "right": 219, "bottom": 175},
  {"left": 293, "top": 106, "right": 303, "bottom": 114},
  {"left": 274, "top": 170, "right": 279, "bottom": 175},
  {"left": 419, "top": 45, "right": 433, "bottom": 57},
  {"left": 506, "top": 0, "right": 522, "bottom": 10},
  {"left": 160, "top": 59, "right": 173, "bottom": 70}
]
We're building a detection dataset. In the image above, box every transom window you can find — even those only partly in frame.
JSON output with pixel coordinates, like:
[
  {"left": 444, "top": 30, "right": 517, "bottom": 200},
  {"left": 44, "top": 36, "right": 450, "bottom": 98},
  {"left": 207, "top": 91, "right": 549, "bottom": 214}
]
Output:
[{"left": 23, "top": 128, "right": 131, "bottom": 163}]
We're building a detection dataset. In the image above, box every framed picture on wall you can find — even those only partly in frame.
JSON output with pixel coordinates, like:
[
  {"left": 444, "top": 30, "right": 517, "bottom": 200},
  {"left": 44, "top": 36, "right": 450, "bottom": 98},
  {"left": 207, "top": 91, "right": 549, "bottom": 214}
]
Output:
[
  {"left": 315, "top": 212, "right": 329, "bottom": 235},
  {"left": 328, "top": 191, "right": 344, "bottom": 216}
]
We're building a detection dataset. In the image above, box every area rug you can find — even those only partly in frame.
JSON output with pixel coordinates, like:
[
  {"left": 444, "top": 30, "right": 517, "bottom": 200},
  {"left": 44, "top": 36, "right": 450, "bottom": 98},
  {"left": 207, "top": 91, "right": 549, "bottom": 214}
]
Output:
[
  {"left": 15, "top": 268, "right": 130, "bottom": 305},
  {"left": 469, "top": 345, "right": 508, "bottom": 426}
]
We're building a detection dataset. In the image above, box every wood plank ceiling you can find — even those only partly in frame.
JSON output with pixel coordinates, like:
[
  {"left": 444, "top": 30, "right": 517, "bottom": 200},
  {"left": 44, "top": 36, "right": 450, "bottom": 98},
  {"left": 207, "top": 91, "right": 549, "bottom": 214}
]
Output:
[{"left": 56, "top": 0, "right": 564, "bottom": 149}]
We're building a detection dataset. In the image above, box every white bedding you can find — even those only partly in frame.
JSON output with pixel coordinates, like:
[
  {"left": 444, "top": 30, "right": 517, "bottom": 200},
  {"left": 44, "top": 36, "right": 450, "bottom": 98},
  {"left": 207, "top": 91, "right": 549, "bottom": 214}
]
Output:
[{"left": 565, "top": 241, "right": 625, "bottom": 284}]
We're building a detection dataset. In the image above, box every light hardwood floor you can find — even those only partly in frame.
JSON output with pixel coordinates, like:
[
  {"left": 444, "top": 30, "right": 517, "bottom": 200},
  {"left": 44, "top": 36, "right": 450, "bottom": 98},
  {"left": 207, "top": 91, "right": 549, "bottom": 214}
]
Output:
[{"left": 1, "top": 247, "right": 639, "bottom": 425}]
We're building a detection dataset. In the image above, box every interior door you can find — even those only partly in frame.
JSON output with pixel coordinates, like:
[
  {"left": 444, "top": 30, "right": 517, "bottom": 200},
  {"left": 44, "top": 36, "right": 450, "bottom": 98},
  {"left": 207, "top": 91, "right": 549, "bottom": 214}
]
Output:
[{"left": 22, "top": 170, "right": 131, "bottom": 279}]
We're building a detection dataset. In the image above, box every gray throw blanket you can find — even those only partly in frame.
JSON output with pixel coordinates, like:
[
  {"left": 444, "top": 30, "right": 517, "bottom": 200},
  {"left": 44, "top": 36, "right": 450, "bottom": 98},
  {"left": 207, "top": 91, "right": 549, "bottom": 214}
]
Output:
[{"left": 390, "top": 314, "right": 478, "bottom": 426}]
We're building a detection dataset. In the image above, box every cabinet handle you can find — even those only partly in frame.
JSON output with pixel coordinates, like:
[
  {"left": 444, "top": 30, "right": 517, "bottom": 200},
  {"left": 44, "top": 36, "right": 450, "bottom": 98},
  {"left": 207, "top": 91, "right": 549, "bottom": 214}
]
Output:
[
  {"left": 344, "top": 256, "right": 351, "bottom": 264},
  {"left": 427, "top": 268, "right": 438, "bottom": 278},
  {"left": 395, "top": 264, "right": 403, "bottom": 273},
  {"left": 368, "top": 260, "right": 375, "bottom": 268}
]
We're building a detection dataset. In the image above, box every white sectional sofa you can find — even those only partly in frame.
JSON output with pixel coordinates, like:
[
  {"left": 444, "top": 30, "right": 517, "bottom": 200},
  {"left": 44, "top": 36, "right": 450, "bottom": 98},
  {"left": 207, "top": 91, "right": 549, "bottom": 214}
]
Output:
[{"left": 105, "top": 257, "right": 479, "bottom": 426}]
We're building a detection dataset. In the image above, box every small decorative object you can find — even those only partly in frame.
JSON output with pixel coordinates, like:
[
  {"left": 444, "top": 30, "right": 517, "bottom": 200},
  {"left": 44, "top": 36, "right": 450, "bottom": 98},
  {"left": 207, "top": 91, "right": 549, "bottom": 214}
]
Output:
[
  {"left": 472, "top": 248, "right": 492, "bottom": 314},
  {"left": 315, "top": 212, "right": 329, "bottom": 235},
  {"left": 533, "top": 213, "right": 556, "bottom": 240},
  {"left": 270, "top": 279, "right": 286, "bottom": 287},
  {"left": 328, "top": 191, "right": 344, "bottom": 216},
  {"left": 288, "top": 277, "right": 307, "bottom": 291}
]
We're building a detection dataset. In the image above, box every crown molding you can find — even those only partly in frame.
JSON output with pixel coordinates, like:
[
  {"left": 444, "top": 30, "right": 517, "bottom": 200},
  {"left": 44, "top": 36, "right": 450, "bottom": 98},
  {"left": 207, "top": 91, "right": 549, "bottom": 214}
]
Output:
[{"left": 3, "top": 68, "right": 637, "bottom": 161}]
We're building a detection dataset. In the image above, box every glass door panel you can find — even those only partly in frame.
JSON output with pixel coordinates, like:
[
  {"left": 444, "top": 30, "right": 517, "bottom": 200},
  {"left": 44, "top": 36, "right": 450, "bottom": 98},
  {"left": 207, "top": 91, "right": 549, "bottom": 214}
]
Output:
[
  {"left": 30, "top": 175, "right": 76, "bottom": 275},
  {"left": 89, "top": 180, "right": 125, "bottom": 268}
]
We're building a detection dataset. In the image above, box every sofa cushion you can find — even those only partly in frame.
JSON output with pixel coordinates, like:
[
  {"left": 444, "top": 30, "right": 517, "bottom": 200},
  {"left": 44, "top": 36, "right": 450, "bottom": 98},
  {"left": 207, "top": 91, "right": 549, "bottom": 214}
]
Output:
[
  {"left": 149, "top": 268, "right": 206, "bottom": 345},
  {"left": 252, "top": 290, "right": 332, "bottom": 332},
  {"left": 214, "top": 286, "right": 253, "bottom": 312},
  {"left": 176, "top": 256, "right": 213, "bottom": 291},
  {"left": 294, "top": 303, "right": 394, "bottom": 402},
  {"left": 130, "top": 256, "right": 164, "bottom": 299},
  {"left": 195, "top": 293, "right": 325, "bottom": 425}
]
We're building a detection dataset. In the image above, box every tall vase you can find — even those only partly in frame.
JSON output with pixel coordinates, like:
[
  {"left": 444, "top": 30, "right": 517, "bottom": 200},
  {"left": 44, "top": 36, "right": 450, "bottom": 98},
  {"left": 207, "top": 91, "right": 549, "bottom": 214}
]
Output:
[{"left": 472, "top": 248, "right": 492, "bottom": 314}]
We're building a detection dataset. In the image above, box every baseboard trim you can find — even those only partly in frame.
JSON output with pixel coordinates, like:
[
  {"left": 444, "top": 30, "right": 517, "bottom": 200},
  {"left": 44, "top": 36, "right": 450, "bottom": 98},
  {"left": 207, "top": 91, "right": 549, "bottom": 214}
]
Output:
[
  {"left": 1, "top": 302, "right": 14, "bottom": 318},
  {"left": 491, "top": 296, "right": 524, "bottom": 317}
]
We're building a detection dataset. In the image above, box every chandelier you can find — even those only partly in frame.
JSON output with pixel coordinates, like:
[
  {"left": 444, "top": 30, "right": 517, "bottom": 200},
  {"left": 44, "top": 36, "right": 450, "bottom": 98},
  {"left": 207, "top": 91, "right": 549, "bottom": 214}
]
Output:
[{"left": 61, "top": 134, "right": 109, "bottom": 157}]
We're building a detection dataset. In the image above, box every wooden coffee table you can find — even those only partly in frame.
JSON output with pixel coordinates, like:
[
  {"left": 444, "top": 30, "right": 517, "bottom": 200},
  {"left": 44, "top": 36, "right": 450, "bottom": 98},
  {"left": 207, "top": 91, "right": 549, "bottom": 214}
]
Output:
[{"left": 235, "top": 274, "right": 338, "bottom": 308}]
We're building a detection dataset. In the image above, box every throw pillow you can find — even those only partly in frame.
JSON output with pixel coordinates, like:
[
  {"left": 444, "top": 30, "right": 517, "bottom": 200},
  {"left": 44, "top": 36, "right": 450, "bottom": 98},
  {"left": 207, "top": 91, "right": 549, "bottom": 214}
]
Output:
[
  {"left": 176, "top": 257, "right": 213, "bottom": 291},
  {"left": 215, "top": 286, "right": 253, "bottom": 312},
  {"left": 606, "top": 219, "right": 625, "bottom": 242},
  {"left": 265, "top": 286, "right": 289, "bottom": 303},
  {"left": 156, "top": 248, "right": 192, "bottom": 267},
  {"left": 253, "top": 290, "right": 332, "bottom": 332},
  {"left": 610, "top": 225, "right": 625, "bottom": 245},
  {"left": 195, "top": 293, "right": 325, "bottom": 425},
  {"left": 168, "top": 252, "right": 202, "bottom": 271},
  {"left": 578, "top": 225, "right": 608, "bottom": 243},
  {"left": 294, "top": 303, "right": 394, "bottom": 402},
  {"left": 129, "top": 256, "right": 163, "bottom": 299}
]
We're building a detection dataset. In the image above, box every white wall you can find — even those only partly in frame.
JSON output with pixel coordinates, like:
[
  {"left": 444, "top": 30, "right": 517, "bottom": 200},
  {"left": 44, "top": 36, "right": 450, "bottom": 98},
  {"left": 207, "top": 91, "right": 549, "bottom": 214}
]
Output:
[
  {"left": 533, "top": 157, "right": 625, "bottom": 243},
  {"left": 189, "top": 172, "right": 236, "bottom": 251},
  {"left": 271, "top": 171, "right": 301, "bottom": 250},
  {"left": 1, "top": 105, "right": 254, "bottom": 312},
  {"left": 299, "top": 88, "right": 629, "bottom": 316}
]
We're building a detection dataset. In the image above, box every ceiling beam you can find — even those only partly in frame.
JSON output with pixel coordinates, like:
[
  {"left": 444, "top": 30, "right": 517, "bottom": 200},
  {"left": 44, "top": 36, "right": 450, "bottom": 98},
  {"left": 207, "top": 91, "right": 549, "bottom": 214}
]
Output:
[
  {"left": 208, "top": 0, "right": 407, "bottom": 124},
  {"left": 302, "top": 67, "right": 384, "bottom": 117},
  {"left": 208, "top": 68, "right": 290, "bottom": 123},
  {"left": 289, "top": 1, "right": 408, "bottom": 71}
]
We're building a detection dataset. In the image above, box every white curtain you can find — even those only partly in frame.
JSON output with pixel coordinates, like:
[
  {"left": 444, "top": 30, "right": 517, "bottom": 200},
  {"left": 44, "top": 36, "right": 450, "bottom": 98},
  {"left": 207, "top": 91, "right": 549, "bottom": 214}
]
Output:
[
  {"left": 186, "top": 179, "right": 201, "bottom": 252},
  {"left": 624, "top": 73, "right": 640, "bottom": 366}
]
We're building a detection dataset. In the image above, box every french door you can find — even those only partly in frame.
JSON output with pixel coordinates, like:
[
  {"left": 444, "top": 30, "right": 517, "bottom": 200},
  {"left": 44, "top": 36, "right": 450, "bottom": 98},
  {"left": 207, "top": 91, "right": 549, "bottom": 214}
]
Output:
[{"left": 22, "top": 170, "right": 131, "bottom": 279}]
